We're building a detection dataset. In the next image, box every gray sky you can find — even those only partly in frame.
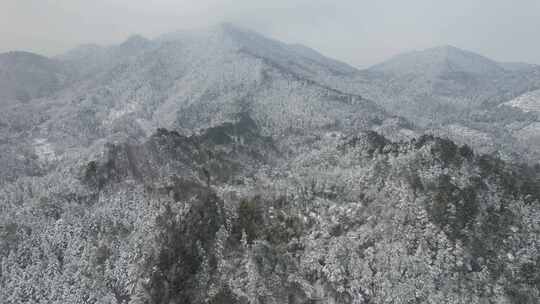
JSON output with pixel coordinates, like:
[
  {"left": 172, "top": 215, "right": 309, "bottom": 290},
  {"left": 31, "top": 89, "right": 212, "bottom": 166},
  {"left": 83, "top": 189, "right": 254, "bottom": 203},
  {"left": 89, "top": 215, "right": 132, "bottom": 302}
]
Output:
[{"left": 2, "top": 0, "right": 540, "bottom": 68}]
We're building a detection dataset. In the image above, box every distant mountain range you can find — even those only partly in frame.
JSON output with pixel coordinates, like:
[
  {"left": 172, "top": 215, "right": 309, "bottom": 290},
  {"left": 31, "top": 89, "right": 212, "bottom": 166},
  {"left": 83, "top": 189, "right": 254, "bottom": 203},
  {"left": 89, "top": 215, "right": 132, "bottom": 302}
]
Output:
[
  {"left": 365, "top": 44, "right": 540, "bottom": 112},
  {"left": 2, "top": 23, "right": 540, "bottom": 167}
]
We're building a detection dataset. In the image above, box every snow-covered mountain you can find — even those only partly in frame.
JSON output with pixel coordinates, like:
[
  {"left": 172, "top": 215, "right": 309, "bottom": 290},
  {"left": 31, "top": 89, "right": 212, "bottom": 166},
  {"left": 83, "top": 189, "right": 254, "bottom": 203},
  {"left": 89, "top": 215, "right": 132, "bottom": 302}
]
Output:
[
  {"left": 2, "top": 25, "right": 540, "bottom": 172},
  {"left": 370, "top": 45, "right": 505, "bottom": 76},
  {"left": 333, "top": 45, "right": 540, "bottom": 162},
  {"left": 358, "top": 45, "right": 540, "bottom": 114},
  {"left": 0, "top": 24, "right": 412, "bottom": 184},
  {"left": 57, "top": 34, "right": 158, "bottom": 78},
  {"left": 1, "top": 24, "right": 540, "bottom": 304}
]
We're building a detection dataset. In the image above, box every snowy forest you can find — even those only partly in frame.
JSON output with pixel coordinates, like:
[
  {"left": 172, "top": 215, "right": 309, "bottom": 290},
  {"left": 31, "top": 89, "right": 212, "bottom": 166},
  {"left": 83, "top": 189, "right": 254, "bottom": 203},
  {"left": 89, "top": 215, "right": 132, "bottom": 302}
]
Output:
[{"left": 1, "top": 23, "right": 540, "bottom": 303}]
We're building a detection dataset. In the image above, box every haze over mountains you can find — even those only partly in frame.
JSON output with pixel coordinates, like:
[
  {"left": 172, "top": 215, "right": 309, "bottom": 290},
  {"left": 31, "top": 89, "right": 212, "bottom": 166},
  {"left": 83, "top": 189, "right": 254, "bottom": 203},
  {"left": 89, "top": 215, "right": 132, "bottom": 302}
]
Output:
[
  {"left": 365, "top": 44, "right": 540, "bottom": 112},
  {"left": 3, "top": 23, "right": 540, "bottom": 167},
  {"left": 0, "top": 51, "right": 70, "bottom": 105},
  {"left": 1, "top": 24, "right": 539, "bottom": 304}
]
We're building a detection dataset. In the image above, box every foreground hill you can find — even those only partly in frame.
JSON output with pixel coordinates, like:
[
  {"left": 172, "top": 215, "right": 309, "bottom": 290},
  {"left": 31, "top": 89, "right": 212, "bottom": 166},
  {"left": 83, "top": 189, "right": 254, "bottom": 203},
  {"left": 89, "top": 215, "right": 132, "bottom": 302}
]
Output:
[{"left": 1, "top": 125, "right": 539, "bottom": 303}]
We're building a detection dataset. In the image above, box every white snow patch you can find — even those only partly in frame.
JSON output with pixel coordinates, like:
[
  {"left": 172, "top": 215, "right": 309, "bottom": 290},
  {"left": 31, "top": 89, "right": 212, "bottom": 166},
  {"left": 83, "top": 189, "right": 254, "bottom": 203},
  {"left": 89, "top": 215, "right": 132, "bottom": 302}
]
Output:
[
  {"left": 33, "top": 138, "right": 57, "bottom": 162},
  {"left": 502, "top": 89, "right": 540, "bottom": 113},
  {"left": 105, "top": 102, "right": 139, "bottom": 125}
]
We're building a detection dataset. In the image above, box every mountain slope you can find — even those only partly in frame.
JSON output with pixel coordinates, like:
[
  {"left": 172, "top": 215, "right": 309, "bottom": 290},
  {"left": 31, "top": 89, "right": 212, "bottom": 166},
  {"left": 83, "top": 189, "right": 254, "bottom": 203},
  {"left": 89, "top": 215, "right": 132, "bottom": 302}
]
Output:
[
  {"left": 330, "top": 45, "right": 540, "bottom": 163},
  {"left": 159, "top": 23, "right": 359, "bottom": 79},
  {"left": 57, "top": 34, "right": 158, "bottom": 78},
  {"left": 0, "top": 51, "right": 70, "bottom": 105},
  {"left": 359, "top": 46, "right": 540, "bottom": 116},
  {"left": 0, "top": 24, "right": 412, "bottom": 185},
  {"left": 503, "top": 89, "right": 540, "bottom": 113},
  {"left": 1, "top": 127, "right": 539, "bottom": 303}
]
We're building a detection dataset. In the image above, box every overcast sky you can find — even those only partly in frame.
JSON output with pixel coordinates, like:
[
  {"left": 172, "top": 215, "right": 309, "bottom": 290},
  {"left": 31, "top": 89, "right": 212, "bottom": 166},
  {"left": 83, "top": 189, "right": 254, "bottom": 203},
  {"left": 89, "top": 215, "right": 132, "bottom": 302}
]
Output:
[{"left": 2, "top": 0, "right": 540, "bottom": 68}]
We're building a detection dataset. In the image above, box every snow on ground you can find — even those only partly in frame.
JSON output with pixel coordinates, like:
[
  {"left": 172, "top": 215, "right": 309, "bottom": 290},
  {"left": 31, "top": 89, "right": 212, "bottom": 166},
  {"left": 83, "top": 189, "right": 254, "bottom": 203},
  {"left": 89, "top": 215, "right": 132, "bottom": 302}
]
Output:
[
  {"left": 33, "top": 138, "right": 57, "bottom": 163},
  {"left": 514, "top": 122, "right": 540, "bottom": 140},
  {"left": 432, "top": 124, "right": 495, "bottom": 153},
  {"left": 502, "top": 89, "right": 540, "bottom": 113}
]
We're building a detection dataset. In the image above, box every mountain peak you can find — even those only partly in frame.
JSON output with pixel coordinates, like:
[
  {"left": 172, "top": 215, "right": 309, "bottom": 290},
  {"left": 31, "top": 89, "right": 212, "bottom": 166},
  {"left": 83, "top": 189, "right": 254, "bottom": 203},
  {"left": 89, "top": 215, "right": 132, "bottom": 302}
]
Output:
[
  {"left": 157, "top": 22, "right": 255, "bottom": 43},
  {"left": 156, "top": 23, "right": 357, "bottom": 77},
  {"left": 0, "top": 50, "right": 51, "bottom": 62},
  {"left": 120, "top": 34, "right": 151, "bottom": 48},
  {"left": 370, "top": 45, "right": 504, "bottom": 76},
  {"left": 426, "top": 45, "right": 493, "bottom": 61},
  {"left": 430, "top": 44, "right": 462, "bottom": 52},
  {"left": 214, "top": 21, "right": 250, "bottom": 34}
]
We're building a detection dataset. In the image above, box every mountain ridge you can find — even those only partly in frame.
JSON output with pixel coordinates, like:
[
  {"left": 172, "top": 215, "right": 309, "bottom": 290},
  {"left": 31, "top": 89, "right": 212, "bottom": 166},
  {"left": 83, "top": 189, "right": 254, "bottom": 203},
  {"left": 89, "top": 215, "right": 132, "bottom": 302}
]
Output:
[{"left": 0, "top": 24, "right": 406, "bottom": 184}]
